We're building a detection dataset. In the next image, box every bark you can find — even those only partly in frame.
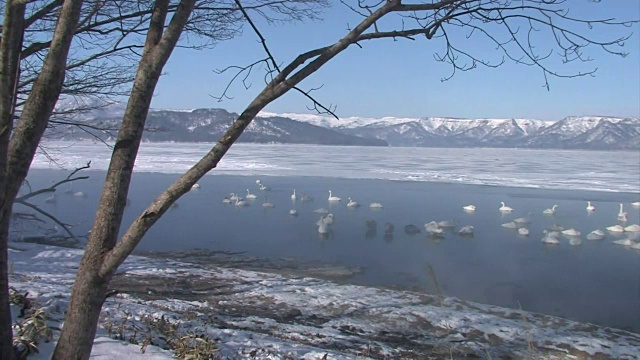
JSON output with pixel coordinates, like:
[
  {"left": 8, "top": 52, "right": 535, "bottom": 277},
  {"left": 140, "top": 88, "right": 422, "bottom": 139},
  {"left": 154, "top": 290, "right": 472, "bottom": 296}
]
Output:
[
  {"left": 0, "top": 2, "right": 26, "bottom": 359},
  {"left": 53, "top": 1, "right": 196, "bottom": 358},
  {"left": 0, "top": 0, "right": 84, "bottom": 358}
]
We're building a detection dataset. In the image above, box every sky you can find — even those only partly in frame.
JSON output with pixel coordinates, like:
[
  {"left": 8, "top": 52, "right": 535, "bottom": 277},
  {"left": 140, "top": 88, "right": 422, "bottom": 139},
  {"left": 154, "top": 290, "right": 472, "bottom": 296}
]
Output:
[{"left": 149, "top": 1, "right": 640, "bottom": 120}]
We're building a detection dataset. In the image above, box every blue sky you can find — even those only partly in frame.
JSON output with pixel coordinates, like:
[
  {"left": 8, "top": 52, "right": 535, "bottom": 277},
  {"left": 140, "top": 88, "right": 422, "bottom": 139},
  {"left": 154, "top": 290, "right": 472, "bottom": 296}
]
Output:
[{"left": 151, "top": 1, "right": 640, "bottom": 120}]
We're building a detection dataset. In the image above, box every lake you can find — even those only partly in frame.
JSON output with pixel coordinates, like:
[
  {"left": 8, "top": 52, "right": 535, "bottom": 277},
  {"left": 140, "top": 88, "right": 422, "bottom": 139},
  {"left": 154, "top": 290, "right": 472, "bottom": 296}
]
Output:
[{"left": 17, "top": 141, "right": 640, "bottom": 332}]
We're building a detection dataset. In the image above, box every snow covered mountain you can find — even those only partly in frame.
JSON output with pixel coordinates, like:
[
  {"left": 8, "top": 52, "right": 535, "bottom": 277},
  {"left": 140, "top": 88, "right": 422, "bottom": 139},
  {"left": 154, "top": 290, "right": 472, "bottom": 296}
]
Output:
[{"left": 46, "top": 100, "right": 639, "bottom": 150}]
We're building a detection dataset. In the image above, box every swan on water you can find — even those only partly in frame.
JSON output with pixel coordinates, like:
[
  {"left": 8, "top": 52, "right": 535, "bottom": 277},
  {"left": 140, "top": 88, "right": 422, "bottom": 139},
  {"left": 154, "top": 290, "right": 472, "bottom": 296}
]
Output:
[
  {"left": 569, "top": 238, "right": 582, "bottom": 246},
  {"left": 259, "top": 184, "right": 270, "bottom": 191},
  {"left": 586, "top": 229, "right": 606, "bottom": 240},
  {"left": 586, "top": 201, "right": 595, "bottom": 212},
  {"left": 316, "top": 213, "right": 334, "bottom": 226},
  {"left": 632, "top": 201, "right": 640, "bottom": 208},
  {"left": 289, "top": 209, "right": 298, "bottom": 216},
  {"left": 518, "top": 228, "right": 530, "bottom": 236},
  {"left": 613, "top": 238, "right": 636, "bottom": 246},
  {"left": 424, "top": 221, "right": 444, "bottom": 235},
  {"left": 458, "top": 225, "right": 474, "bottom": 235},
  {"left": 499, "top": 202, "right": 513, "bottom": 212},
  {"left": 191, "top": 183, "right": 200, "bottom": 190},
  {"left": 222, "top": 197, "right": 232, "bottom": 204},
  {"left": 245, "top": 189, "right": 257, "bottom": 200},
  {"left": 328, "top": 190, "right": 341, "bottom": 202},
  {"left": 235, "top": 197, "right": 249, "bottom": 207},
  {"left": 617, "top": 203, "right": 628, "bottom": 221},
  {"left": 300, "top": 193, "right": 313, "bottom": 202},
  {"left": 501, "top": 222, "right": 518, "bottom": 229},
  {"left": 606, "top": 224, "right": 625, "bottom": 233},
  {"left": 256, "top": 179, "right": 262, "bottom": 185},
  {"left": 543, "top": 205, "right": 558, "bottom": 215},
  {"left": 561, "top": 229, "right": 581, "bottom": 237},
  {"left": 347, "top": 197, "right": 360, "bottom": 208},
  {"left": 73, "top": 191, "right": 86, "bottom": 197},
  {"left": 369, "top": 202, "right": 383, "bottom": 209},
  {"left": 513, "top": 216, "right": 531, "bottom": 225},
  {"left": 317, "top": 217, "right": 330, "bottom": 234},
  {"left": 291, "top": 189, "right": 297, "bottom": 201},
  {"left": 631, "top": 242, "right": 640, "bottom": 250},
  {"left": 230, "top": 193, "right": 241, "bottom": 201},
  {"left": 313, "top": 208, "right": 329, "bottom": 214},
  {"left": 262, "top": 196, "right": 275, "bottom": 208},
  {"left": 624, "top": 224, "right": 640, "bottom": 232},
  {"left": 541, "top": 235, "right": 560, "bottom": 245},
  {"left": 462, "top": 205, "right": 476, "bottom": 212},
  {"left": 437, "top": 220, "right": 455, "bottom": 228}
]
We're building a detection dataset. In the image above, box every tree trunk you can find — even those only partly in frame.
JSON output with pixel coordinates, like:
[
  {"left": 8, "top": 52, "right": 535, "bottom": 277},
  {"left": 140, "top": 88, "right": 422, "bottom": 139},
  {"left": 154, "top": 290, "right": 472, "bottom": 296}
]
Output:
[
  {"left": 53, "top": 1, "right": 196, "bottom": 358},
  {"left": 0, "top": 2, "right": 26, "bottom": 359}
]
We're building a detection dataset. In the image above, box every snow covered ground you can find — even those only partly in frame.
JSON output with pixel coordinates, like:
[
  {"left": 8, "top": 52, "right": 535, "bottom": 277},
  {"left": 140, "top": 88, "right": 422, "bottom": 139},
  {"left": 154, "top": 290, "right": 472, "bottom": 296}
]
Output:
[{"left": 8, "top": 241, "right": 640, "bottom": 359}]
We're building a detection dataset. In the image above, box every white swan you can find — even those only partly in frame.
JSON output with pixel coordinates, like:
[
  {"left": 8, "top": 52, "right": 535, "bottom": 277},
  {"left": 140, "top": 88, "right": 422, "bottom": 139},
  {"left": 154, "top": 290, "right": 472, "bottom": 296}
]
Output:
[
  {"left": 259, "top": 184, "right": 270, "bottom": 191},
  {"left": 369, "top": 202, "right": 383, "bottom": 209},
  {"left": 462, "top": 205, "right": 476, "bottom": 212},
  {"left": 586, "top": 201, "right": 595, "bottom": 212},
  {"left": 631, "top": 242, "right": 640, "bottom": 250},
  {"left": 513, "top": 216, "right": 531, "bottom": 225},
  {"left": 291, "top": 189, "right": 296, "bottom": 201},
  {"left": 235, "top": 197, "right": 248, "bottom": 207},
  {"left": 73, "top": 191, "right": 86, "bottom": 197},
  {"left": 586, "top": 229, "right": 606, "bottom": 240},
  {"left": 561, "top": 228, "right": 581, "bottom": 237},
  {"left": 191, "top": 183, "right": 200, "bottom": 189},
  {"left": 328, "top": 190, "right": 341, "bottom": 202},
  {"left": 632, "top": 201, "right": 640, "bottom": 208},
  {"left": 347, "top": 197, "right": 360, "bottom": 208},
  {"left": 437, "top": 220, "right": 455, "bottom": 228},
  {"left": 289, "top": 209, "right": 298, "bottom": 216},
  {"left": 613, "top": 238, "right": 636, "bottom": 246},
  {"left": 317, "top": 217, "right": 330, "bottom": 234},
  {"left": 624, "top": 224, "right": 640, "bottom": 232},
  {"left": 541, "top": 235, "right": 560, "bottom": 245},
  {"left": 256, "top": 179, "right": 262, "bottom": 185},
  {"left": 569, "top": 238, "right": 582, "bottom": 246},
  {"left": 501, "top": 222, "right": 518, "bottom": 229},
  {"left": 230, "top": 193, "right": 241, "bottom": 201},
  {"left": 300, "top": 193, "right": 313, "bottom": 202},
  {"left": 606, "top": 224, "right": 625, "bottom": 233},
  {"left": 518, "top": 228, "right": 530, "bottom": 236},
  {"left": 499, "top": 201, "right": 513, "bottom": 212},
  {"left": 543, "top": 205, "right": 558, "bottom": 215},
  {"left": 316, "top": 213, "right": 334, "bottom": 226},
  {"left": 458, "top": 225, "right": 474, "bottom": 235},
  {"left": 245, "top": 189, "right": 257, "bottom": 200},
  {"left": 617, "top": 203, "right": 628, "bottom": 221},
  {"left": 222, "top": 196, "right": 232, "bottom": 204},
  {"left": 313, "top": 208, "right": 329, "bottom": 214},
  {"left": 424, "top": 221, "right": 444, "bottom": 234},
  {"left": 262, "top": 196, "right": 275, "bottom": 208}
]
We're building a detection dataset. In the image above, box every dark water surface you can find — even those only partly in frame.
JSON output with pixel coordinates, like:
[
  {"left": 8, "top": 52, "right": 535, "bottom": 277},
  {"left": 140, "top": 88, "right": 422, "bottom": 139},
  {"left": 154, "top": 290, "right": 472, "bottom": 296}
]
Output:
[{"left": 18, "top": 169, "right": 640, "bottom": 332}]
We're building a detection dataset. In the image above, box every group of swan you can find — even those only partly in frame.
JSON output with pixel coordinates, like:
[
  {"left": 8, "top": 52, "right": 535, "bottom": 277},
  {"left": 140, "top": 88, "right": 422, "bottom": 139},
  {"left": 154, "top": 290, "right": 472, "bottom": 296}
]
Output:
[{"left": 328, "top": 191, "right": 383, "bottom": 209}]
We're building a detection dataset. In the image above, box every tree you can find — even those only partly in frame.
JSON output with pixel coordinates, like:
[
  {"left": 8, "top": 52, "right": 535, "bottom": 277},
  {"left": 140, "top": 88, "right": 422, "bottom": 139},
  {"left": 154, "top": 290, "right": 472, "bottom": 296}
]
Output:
[
  {"left": 0, "top": 0, "right": 326, "bottom": 358},
  {"left": 4, "top": 0, "right": 634, "bottom": 358}
]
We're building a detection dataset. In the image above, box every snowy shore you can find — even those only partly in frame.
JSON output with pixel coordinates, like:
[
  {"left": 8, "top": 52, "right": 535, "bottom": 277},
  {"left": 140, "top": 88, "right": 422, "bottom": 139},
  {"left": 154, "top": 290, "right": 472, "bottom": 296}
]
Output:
[{"left": 8, "top": 241, "right": 640, "bottom": 359}]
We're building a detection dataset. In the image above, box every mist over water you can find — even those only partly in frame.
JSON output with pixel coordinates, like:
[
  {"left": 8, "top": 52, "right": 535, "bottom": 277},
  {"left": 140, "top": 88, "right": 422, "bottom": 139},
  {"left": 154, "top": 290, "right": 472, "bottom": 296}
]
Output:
[{"left": 34, "top": 141, "right": 640, "bottom": 193}]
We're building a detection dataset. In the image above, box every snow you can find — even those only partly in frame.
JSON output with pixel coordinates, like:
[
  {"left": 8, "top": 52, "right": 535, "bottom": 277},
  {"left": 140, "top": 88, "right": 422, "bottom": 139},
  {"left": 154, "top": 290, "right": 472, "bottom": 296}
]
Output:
[{"left": 7, "top": 242, "right": 640, "bottom": 359}]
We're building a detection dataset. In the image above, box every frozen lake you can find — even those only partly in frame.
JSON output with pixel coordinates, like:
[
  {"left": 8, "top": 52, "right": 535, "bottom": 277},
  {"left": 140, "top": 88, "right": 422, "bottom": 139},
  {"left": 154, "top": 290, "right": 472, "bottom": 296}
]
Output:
[{"left": 18, "top": 142, "right": 640, "bottom": 332}]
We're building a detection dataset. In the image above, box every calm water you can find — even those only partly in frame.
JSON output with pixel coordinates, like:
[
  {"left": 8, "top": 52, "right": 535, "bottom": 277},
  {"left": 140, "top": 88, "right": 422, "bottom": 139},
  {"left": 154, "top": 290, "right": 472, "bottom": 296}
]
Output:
[{"left": 17, "top": 169, "right": 640, "bottom": 332}]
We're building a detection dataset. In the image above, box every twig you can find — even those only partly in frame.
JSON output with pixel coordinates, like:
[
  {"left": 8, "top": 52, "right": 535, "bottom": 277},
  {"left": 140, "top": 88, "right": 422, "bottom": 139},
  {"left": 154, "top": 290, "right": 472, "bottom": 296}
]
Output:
[
  {"left": 14, "top": 199, "right": 76, "bottom": 239},
  {"left": 15, "top": 161, "right": 91, "bottom": 202}
]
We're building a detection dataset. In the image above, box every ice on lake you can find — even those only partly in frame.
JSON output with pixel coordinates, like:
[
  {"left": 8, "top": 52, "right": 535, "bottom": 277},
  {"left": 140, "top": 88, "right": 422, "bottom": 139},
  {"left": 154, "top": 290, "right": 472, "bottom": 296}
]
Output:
[{"left": 19, "top": 141, "right": 640, "bottom": 332}]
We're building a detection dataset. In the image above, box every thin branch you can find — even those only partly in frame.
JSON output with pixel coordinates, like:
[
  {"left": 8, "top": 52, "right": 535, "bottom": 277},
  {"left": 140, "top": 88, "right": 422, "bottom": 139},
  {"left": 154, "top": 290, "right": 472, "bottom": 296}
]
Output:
[
  {"left": 14, "top": 199, "right": 76, "bottom": 239},
  {"left": 15, "top": 161, "right": 91, "bottom": 202}
]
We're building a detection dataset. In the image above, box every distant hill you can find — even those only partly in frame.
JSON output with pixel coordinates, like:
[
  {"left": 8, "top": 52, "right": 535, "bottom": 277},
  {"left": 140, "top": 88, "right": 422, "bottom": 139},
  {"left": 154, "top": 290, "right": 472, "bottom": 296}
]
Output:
[{"left": 48, "top": 99, "right": 639, "bottom": 150}]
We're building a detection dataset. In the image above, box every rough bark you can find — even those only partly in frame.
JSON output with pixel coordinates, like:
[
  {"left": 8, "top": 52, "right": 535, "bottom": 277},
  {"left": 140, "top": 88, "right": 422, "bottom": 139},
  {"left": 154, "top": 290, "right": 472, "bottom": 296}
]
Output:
[
  {"left": 0, "top": 0, "right": 84, "bottom": 358},
  {"left": 0, "top": 3, "right": 27, "bottom": 359},
  {"left": 52, "top": 1, "right": 196, "bottom": 359}
]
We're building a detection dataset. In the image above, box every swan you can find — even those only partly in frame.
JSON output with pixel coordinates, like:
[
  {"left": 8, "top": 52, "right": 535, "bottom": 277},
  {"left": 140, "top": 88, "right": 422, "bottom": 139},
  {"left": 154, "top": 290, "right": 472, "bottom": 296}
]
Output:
[
  {"left": 347, "top": 197, "right": 360, "bottom": 208},
  {"left": 45, "top": 193, "right": 57, "bottom": 203},
  {"left": 541, "top": 235, "right": 560, "bottom": 245},
  {"left": 222, "top": 197, "right": 232, "bottom": 204},
  {"left": 437, "top": 220, "right": 455, "bottom": 228},
  {"left": 73, "top": 191, "right": 86, "bottom": 197},
  {"left": 518, "top": 228, "right": 530, "bottom": 236},
  {"left": 262, "top": 196, "right": 275, "bottom": 208},
  {"left": 569, "top": 238, "right": 582, "bottom": 246},
  {"left": 289, "top": 209, "right": 298, "bottom": 216},
  {"left": 632, "top": 201, "right": 640, "bottom": 208},
  {"left": 617, "top": 203, "right": 628, "bottom": 221},
  {"left": 631, "top": 242, "right": 640, "bottom": 250},
  {"left": 230, "top": 193, "right": 241, "bottom": 201},
  {"left": 256, "top": 179, "right": 262, "bottom": 185},
  {"left": 369, "top": 202, "right": 383, "bottom": 209},
  {"left": 624, "top": 224, "right": 640, "bottom": 232},
  {"left": 499, "top": 202, "right": 513, "bottom": 212},
  {"left": 462, "top": 205, "right": 476, "bottom": 212},
  {"left": 543, "top": 205, "right": 558, "bottom": 215},
  {"left": 458, "top": 225, "right": 474, "bottom": 235},
  {"left": 548, "top": 224, "right": 564, "bottom": 232},
  {"left": 316, "top": 213, "right": 334, "bottom": 227},
  {"left": 300, "top": 193, "right": 313, "bottom": 202},
  {"left": 586, "top": 201, "right": 595, "bottom": 212},
  {"left": 291, "top": 189, "right": 296, "bottom": 201},
  {"left": 191, "top": 183, "right": 200, "bottom": 190},
  {"left": 501, "top": 222, "right": 518, "bottom": 229},
  {"left": 606, "top": 225, "right": 625, "bottom": 233},
  {"left": 259, "top": 184, "right": 270, "bottom": 191},
  {"left": 513, "top": 216, "right": 531, "bottom": 225},
  {"left": 317, "top": 217, "right": 330, "bottom": 234},
  {"left": 613, "top": 238, "right": 636, "bottom": 246},
  {"left": 235, "top": 197, "right": 248, "bottom": 207},
  {"left": 245, "top": 189, "right": 257, "bottom": 200},
  {"left": 561, "top": 229, "right": 581, "bottom": 237},
  {"left": 586, "top": 229, "right": 606, "bottom": 240},
  {"left": 328, "top": 190, "right": 341, "bottom": 202},
  {"left": 424, "top": 221, "right": 444, "bottom": 234},
  {"left": 313, "top": 208, "right": 329, "bottom": 214}
]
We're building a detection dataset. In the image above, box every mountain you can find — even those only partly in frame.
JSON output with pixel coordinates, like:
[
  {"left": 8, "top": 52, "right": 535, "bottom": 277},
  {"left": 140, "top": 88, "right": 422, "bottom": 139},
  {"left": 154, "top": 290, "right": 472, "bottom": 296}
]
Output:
[
  {"left": 48, "top": 106, "right": 388, "bottom": 147},
  {"left": 47, "top": 100, "right": 639, "bottom": 150}
]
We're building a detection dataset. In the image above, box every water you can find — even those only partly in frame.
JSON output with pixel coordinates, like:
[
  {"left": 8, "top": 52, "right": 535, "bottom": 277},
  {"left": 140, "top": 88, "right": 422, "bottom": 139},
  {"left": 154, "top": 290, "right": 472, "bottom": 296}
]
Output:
[
  {"left": 34, "top": 141, "right": 640, "bottom": 193},
  {"left": 19, "top": 142, "right": 640, "bottom": 332}
]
